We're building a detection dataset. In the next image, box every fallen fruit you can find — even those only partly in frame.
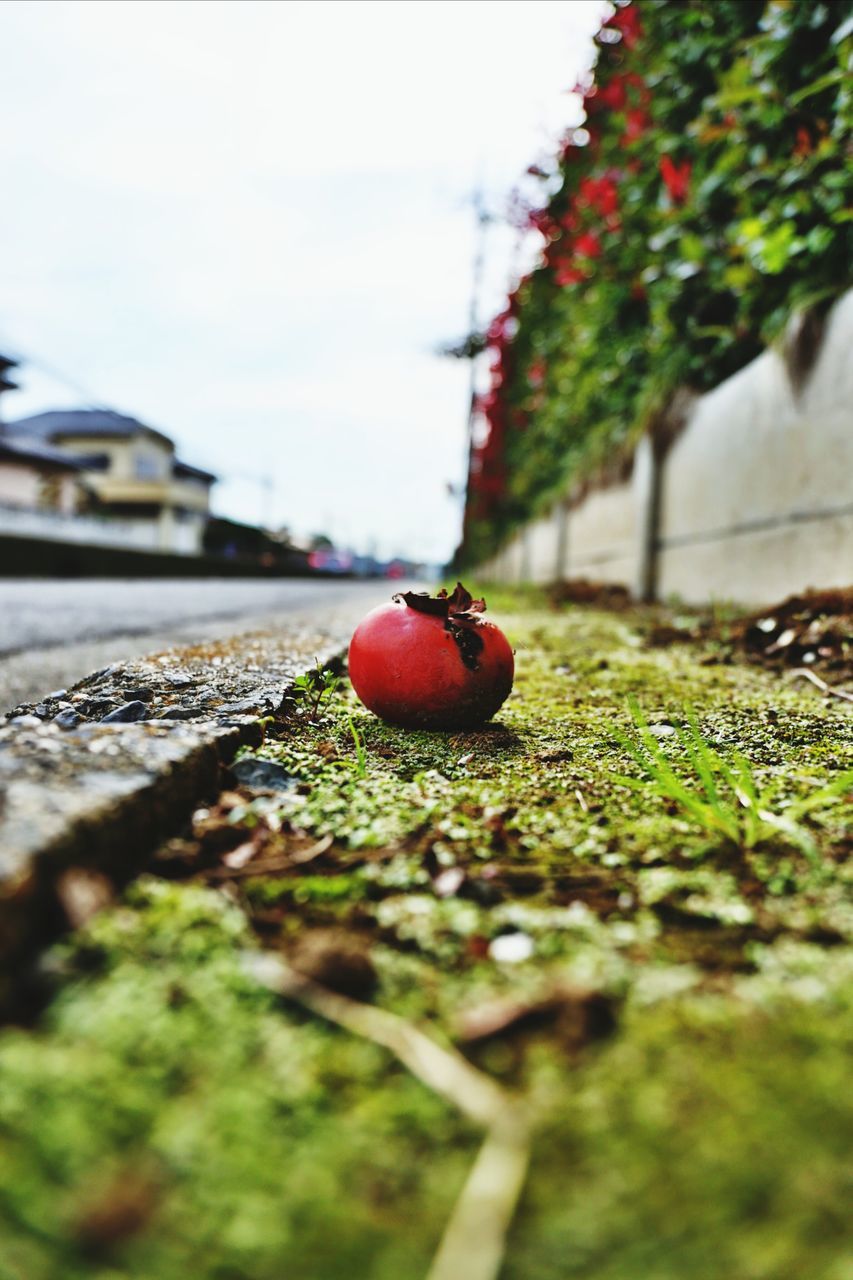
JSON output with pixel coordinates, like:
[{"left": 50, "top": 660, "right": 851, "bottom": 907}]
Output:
[{"left": 348, "top": 583, "right": 514, "bottom": 730}]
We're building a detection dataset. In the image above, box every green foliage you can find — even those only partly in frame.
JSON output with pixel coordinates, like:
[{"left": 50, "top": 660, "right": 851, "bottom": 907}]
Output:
[
  {"left": 1, "top": 604, "right": 853, "bottom": 1278},
  {"left": 506, "top": 988, "right": 853, "bottom": 1280},
  {"left": 466, "top": 0, "right": 853, "bottom": 560},
  {"left": 290, "top": 660, "right": 340, "bottom": 719},
  {"left": 348, "top": 715, "right": 368, "bottom": 778},
  {"left": 0, "top": 881, "right": 466, "bottom": 1280},
  {"left": 614, "top": 696, "right": 853, "bottom": 861}
]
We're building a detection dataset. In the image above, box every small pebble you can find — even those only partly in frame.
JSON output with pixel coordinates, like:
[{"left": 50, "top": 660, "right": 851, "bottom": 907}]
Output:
[
  {"left": 433, "top": 867, "right": 465, "bottom": 898},
  {"left": 100, "top": 700, "right": 149, "bottom": 724},
  {"left": 649, "top": 723, "right": 676, "bottom": 739},
  {"left": 489, "top": 932, "right": 534, "bottom": 964},
  {"left": 230, "top": 757, "right": 297, "bottom": 792},
  {"left": 219, "top": 694, "right": 273, "bottom": 714},
  {"left": 122, "top": 686, "right": 155, "bottom": 702},
  {"left": 53, "top": 709, "right": 82, "bottom": 730}
]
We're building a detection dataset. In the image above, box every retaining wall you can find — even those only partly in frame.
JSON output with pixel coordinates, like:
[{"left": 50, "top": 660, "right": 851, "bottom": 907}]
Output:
[
  {"left": 0, "top": 533, "right": 312, "bottom": 578},
  {"left": 478, "top": 288, "right": 853, "bottom": 606}
]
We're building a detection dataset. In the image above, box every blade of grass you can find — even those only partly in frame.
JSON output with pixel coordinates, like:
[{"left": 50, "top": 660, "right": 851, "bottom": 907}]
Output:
[
  {"left": 784, "top": 770, "right": 853, "bottom": 821},
  {"left": 619, "top": 700, "right": 741, "bottom": 842},
  {"left": 678, "top": 708, "right": 722, "bottom": 810},
  {"left": 348, "top": 716, "right": 368, "bottom": 779},
  {"left": 618, "top": 699, "right": 850, "bottom": 859}
]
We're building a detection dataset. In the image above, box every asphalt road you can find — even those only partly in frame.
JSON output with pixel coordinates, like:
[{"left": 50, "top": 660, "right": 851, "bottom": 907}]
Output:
[{"left": 0, "top": 578, "right": 400, "bottom": 712}]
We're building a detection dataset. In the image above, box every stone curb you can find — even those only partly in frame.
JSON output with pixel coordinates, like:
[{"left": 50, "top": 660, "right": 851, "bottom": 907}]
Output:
[{"left": 0, "top": 624, "right": 349, "bottom": 1011}]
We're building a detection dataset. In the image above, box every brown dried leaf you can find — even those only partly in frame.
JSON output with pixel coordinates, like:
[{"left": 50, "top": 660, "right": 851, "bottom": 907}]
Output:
[
  {"left": 57, "top": 869, "right": 114, "bottom": 930},
  {"left": 74, "top": 1170, "right": 160, "bottom": 1256},
  {"left": 289, "top": 928, "right": 377, "bottom": 1001},
  {"left": 222, "top": 840, "right": 259, "bottom": 870},
  {"left": 456, "top": 983, "right": 618, "bottom": 1052}
]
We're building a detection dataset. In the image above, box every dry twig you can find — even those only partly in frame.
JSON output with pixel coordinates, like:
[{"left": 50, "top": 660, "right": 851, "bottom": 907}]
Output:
[
  {"left": 244, "top": 952, "right": 531, "bottom": 1280},
  {"left": 788, "top": 667, "right": 853, "bottom": 704},
  {"left": 208, "top": 835, "right": 335, "bottom": 880}
]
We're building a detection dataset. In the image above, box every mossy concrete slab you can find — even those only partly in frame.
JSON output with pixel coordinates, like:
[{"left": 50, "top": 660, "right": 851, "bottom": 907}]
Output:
[
  {"left": 0, "top": 599, "right": 851, "bottom": 1278},
  {"left": 0, "top": 624, "right": 351, "bottom": 1008}
]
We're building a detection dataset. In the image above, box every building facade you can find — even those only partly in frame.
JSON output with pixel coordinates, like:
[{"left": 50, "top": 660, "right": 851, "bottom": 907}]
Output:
[
  {"left": 5, "top": 409, "right": 216, "bottom": 555},
  {"left": 0, "top": 437, "right": 83, "bottom": 515}
]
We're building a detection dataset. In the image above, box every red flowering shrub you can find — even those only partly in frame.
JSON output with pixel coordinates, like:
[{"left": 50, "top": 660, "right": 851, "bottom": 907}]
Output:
[
  {"left": 555, "top": 263, "right": 587, "bottom": 288},
  {"left": 573, "top": 231, "right": 603, "bottom": 260},
  {"left": 459, "top": 0, "right": 853, "bottom": 568},
  {"left": 659, "top": 156, "right": 691, "bottom": 205}
]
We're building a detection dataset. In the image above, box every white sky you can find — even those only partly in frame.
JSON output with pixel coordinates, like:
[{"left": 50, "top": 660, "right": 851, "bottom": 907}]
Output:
[{"left": 0, "top": 0, "right": 602, "bottom": 562}]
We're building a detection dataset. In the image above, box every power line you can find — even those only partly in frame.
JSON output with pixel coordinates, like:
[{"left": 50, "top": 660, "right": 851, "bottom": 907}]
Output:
[
  {"left": 0, "top": 332, "right": 112, "bottom": 411},
  {"left": 0, "top": 331, "right": 277, "bottom": 517}
]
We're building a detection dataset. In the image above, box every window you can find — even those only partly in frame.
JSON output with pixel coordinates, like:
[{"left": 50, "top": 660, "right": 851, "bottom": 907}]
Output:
[
  {"left": 38, "top": 475, "right": 61, "bottom": 511},
  {"left": 134, "top": 453, "right": 163, "bottom": 480}
]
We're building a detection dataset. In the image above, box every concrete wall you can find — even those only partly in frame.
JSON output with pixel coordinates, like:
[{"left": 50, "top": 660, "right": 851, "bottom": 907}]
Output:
[
  {"left": 0, "top": 503, "right": 199, "bottom": 555},
  {"left": 656, "top": 289, "right": 853, "bottom": 603},
  {"left": 482, "top": 463, "right": 647, "bottom": 592},
  {"left": 525, "top": 515, "right": 560, "bottom": 584},
  {"left": 566, "top": 477, "right": 639, "bottom": 587},
  {"left": 477, "top": 288, "right": 853, "bottom": 606},
  {"left": 0, "top": 533, "right": 313, "bottom": 579}
]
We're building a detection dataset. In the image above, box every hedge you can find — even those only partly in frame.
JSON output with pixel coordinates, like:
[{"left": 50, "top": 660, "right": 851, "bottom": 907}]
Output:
[{"left": 461, "top": 0, "right": 853, "bottom": 566}]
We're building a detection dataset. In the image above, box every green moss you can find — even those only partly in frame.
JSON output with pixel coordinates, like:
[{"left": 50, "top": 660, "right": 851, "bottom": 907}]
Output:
[
  {"left": 259, "top": 608, "right": 851, "bottom": 892},
  {"left": 509, "top": 987, "right": 853, "bottom": 1280},
  {"left": 1, "top": 603, "right": 851, "bottom": 1278},
  {"left": 0, "top": 881, "right": 473, "bottom": 1280}
]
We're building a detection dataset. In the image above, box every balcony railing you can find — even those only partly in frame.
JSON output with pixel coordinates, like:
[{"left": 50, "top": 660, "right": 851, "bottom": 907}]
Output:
[{"left": 0, "top": 502, "right": 201, "bottom": 555}]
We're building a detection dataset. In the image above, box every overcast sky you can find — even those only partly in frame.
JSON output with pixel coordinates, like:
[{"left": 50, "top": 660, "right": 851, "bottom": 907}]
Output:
[{"left": 0, "top": 0, "right": 601, "bottom": 562}]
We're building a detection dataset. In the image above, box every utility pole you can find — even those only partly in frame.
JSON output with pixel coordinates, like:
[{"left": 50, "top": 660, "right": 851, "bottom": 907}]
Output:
[
  {"left": 460, "top": 187, "right": 491, "bottom": 546},
  {"left": 229, "top": 468, "right": 276, "bottom": 530},
  {"left": 0, "top": 354, "right": 19, "bottom": 430}
]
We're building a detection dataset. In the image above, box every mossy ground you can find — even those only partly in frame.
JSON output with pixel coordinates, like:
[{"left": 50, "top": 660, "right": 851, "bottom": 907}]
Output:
[{"left": 1, "top": 596, "right": 851, "bottom": 1279}]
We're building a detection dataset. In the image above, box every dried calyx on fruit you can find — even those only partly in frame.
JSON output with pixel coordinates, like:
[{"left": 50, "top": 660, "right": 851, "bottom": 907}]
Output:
[
  {"left": 348, "top": 582, "right": 515, "bottom": 730},
  {"left": 394, "top": 583, "right": 487, "bottom": 671}
]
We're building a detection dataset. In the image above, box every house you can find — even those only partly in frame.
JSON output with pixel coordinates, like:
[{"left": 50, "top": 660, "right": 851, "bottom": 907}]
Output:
[
  {"left": 0, "top": 436, "right": 85, "bottom": 515},
  {"left": 0, "top": 353, "right": 84, "bottom": 515},
  {"left": 6, "top": 408, "right": 217, "bottom": 555}
]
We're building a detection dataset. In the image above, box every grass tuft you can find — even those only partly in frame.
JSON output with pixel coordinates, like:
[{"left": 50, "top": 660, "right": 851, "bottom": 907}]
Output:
[{"left": 614, "top": 696, "right": 853, "bottom": 862}]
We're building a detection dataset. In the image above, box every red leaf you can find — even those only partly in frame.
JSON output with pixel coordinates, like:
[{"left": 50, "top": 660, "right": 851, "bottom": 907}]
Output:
[{"left": 659, "top": 155, "right": 692, "bottom": 204}]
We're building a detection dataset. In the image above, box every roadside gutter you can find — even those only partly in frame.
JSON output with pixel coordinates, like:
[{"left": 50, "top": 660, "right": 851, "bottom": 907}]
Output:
[{"left": 0, "top": 623, "right": 350, "bottom": 1012}]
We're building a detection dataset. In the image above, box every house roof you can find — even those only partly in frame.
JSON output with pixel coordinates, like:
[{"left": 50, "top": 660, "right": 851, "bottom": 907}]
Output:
[
  {"left": 8, "top": 410, "right": 217, "bottom": 484},
  {"left": 8, "top": 409, "right": 173, "bottom": 449},
  {"left": 72, "top": 452, "right": 112, "bottom": 471},
  {"left": 0, "top": 437, "right": 84, "bottom": 472},
  {"left": 174, "top": 459, "right": 217, "bottom": 485},
  {"left": 172, "top": 458, "right": 216, "bottom": 481}
]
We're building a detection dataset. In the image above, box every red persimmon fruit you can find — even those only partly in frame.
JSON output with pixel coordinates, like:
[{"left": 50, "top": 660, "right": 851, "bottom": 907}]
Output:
[{"left": 348, "top": 583, "right": 514, "bottom": 730}]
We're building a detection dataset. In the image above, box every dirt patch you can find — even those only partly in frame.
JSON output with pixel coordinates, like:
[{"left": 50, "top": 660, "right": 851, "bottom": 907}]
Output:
[
  {"left": 547, "top": 579, "right": 632, "bottom": 609},
  {"left": 731, "top": 588, "right": 853, "bottom": 685}
]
